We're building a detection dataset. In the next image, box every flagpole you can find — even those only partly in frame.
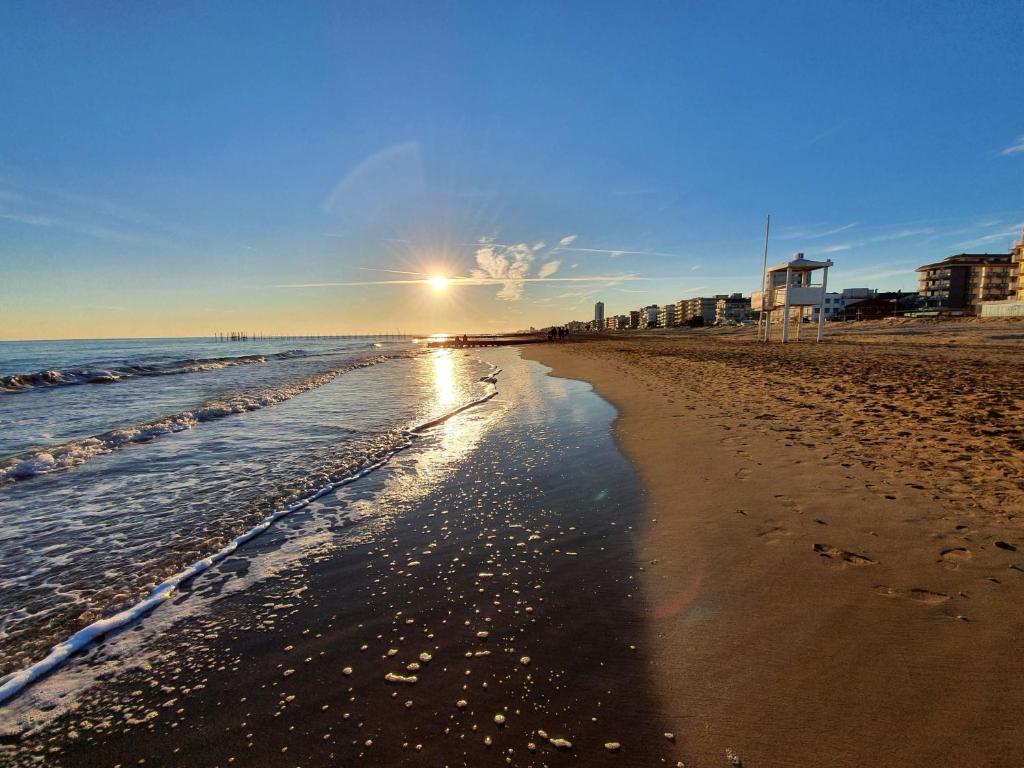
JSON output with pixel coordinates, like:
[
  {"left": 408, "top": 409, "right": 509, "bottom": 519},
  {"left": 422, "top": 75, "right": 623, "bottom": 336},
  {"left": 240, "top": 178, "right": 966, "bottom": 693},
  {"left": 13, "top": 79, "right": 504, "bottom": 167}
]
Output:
[{"left": 759, "top": 214, "right": 771, "bottom": 341}]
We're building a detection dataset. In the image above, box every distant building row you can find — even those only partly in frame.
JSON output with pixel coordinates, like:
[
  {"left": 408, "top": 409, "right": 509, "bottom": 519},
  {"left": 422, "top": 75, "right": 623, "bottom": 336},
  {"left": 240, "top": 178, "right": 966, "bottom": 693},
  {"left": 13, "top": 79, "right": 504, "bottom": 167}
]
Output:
[
  {"left": 585, "top": 287, "right": 909, "bottom": 331},
  {"left": 589, "top": 294, "right": 758, "bottom": 331}
]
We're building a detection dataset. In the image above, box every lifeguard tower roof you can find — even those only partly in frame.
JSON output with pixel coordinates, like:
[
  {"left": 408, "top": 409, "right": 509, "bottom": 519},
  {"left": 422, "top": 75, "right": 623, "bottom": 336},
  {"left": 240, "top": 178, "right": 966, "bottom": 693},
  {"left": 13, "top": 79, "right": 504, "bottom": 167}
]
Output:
[{"left": 766, "top": 254, "right": 834, "bottom": 273}]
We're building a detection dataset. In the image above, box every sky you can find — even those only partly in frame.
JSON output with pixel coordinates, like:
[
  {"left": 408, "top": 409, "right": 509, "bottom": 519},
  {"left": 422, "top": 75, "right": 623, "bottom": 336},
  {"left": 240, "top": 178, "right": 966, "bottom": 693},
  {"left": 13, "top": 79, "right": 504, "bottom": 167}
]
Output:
[{"left": 1, "top": 0, "right": 1022, "bottom": 339}]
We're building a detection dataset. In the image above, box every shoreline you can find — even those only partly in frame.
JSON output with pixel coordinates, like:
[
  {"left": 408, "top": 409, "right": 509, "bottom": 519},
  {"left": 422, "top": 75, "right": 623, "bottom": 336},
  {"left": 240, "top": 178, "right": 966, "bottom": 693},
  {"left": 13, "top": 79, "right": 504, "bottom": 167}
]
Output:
[
  {"left": 522, "top": 324, "right": 1024, "bottom": 767},
  {"left": 0, "top": 359, "right": 498, "bottom": 707},
  {"left": 0, "top": 349, "right": 679, "bottom": 767}
]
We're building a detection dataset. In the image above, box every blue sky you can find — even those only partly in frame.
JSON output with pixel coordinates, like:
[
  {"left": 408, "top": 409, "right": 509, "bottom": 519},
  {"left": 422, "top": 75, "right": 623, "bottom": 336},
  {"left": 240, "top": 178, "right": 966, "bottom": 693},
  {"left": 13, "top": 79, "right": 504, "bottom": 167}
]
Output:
[{"left": 1, "top": 0, "right": 1022, "bottom": 338}]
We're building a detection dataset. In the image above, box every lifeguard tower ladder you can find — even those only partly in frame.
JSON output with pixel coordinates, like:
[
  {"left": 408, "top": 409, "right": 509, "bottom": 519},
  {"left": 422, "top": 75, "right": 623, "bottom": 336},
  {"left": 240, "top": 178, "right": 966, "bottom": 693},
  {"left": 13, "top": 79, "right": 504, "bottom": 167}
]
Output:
[{"left": 752, "top": 253, "right": 833, "bottom": 342}]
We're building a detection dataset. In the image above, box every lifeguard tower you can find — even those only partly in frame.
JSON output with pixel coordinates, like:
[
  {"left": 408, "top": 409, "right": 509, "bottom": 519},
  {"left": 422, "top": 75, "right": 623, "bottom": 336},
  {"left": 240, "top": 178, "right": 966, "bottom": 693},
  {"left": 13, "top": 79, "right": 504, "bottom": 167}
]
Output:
[{"left": 752, "top": 252, "right": 833, "bottom": 342}]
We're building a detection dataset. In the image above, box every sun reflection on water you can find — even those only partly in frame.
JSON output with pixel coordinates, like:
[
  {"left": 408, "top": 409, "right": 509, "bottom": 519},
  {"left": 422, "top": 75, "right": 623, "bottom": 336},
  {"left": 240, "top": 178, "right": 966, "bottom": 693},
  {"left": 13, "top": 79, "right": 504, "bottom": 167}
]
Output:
[{"left": 432, "top": 349, "right": 458, "bottom": 410}]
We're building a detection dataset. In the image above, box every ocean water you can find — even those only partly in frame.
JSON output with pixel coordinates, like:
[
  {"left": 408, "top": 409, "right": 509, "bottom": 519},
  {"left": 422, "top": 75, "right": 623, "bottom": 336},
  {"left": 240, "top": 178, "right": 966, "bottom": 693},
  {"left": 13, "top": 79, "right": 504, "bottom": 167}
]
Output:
[{"left": 0, "top": 337, "right": 496, "bottom": 692}]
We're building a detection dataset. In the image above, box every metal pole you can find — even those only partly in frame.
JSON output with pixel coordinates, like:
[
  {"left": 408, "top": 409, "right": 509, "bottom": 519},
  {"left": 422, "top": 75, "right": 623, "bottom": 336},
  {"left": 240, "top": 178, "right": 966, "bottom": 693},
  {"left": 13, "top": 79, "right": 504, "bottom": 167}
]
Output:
[
  {"left": 759, "top": 215, "right": 770, "bottom": 341},
  {"left": 817, "top": 266, "right": 829, "bottom": 342}
]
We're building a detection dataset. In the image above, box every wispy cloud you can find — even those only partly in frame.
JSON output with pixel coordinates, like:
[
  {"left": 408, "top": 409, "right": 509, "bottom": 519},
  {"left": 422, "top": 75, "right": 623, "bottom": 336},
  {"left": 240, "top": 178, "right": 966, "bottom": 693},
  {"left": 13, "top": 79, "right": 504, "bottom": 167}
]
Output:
[
  {"left": 0, "top": 183, "right": 192, "bottom": 247},
  {"left": 538, "top": 260, "right": 561, "bottom": 279},
  {"left": 778, "top": 222, "right": 857, "bottom": 241},
  {"left": 471, "top": 241, "right": 544, "bottom": 300},
  {"left": 0, "top": 211, "right": 62, "bottom": 226},
  {"left": 821, "top": 244, "right": 852, "bottom": 253},
  {"left": 1000, "top": 136, "right": 1024, "bottom": 155},
  {"left": 807, "top": 125, "right": 842, "bottom": 145},
  {"left": 952, "top": 224, "right": 1023, "bottom": 249},
  {"left": 456, "top": 236, "right": 688, "bottom": 262},
  {"left": 866, "top": 228, "right": 935, "bottom": 242},
  {"left": 558, "top": 245, "right": 688, "bottom": 258},
  {"left": 830, "top": 261, "right": 920, "bottom": 284},
  {"left": 273, "top": 275, "right": 649, "bottom": 289}
]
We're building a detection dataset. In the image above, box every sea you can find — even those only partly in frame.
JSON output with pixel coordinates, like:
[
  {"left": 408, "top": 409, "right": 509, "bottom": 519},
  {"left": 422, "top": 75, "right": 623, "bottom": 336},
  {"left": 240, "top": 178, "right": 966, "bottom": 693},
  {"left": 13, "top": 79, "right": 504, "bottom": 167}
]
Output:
[{"left": 0, "top": 337, "right": 498, "bottom": 702}]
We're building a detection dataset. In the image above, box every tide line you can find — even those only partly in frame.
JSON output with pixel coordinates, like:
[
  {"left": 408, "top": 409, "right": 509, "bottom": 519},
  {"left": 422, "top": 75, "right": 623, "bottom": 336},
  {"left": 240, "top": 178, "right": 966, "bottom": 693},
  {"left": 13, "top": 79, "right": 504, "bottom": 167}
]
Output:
[{"left": 0, "top": 368, "right": 500, "bottom": 707}]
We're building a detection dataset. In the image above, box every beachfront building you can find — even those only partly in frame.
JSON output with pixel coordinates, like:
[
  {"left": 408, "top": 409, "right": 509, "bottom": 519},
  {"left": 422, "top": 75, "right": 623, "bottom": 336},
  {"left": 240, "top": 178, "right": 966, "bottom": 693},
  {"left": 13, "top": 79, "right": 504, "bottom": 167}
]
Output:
[
  {"left": 916, "top": 253, "right": 1013, "bottom": 314},
  {"left": 806, "top": 288, "right": 881, "bottom": 322},
  {"left": 673, "top": 298, "right": 688, "bottom": 325},
  {"left": 658, "top": 304, "right": 676, "bottom": 328},
  {"left": 846, "top": 291, "right": 918, "bottom": 319},
  {"left": 1013, "top": 229, "right": 1024, "bottom": 300},
  {"left": 605, "top": 315, "right": 628, "bottom": 330},
  {"left": 628, "top": 310, "right": 641, "bottom": 329},
  {"left": 842, "top": 288, "right": 877, "bottom": 304},
  {"left": 807, "top": 292, "right": 844, "bottom": 322},
  {"left": 752, "top": 252, "right": 833, "bottom": 342},
  {"left": 638, "top": 305, "right": 660, "bottom": 328},
  {"left": 715, "top": 293, "right": 753, "bottom": 324},
  {"left": 594, "top": 301, "right": 605, "bottom": 330},
  {"left": 981, "top": 229, "right": 1024, "bottom": 317},
  {"left": 680, "top": 297, "right": 718, "bottom": 326}
]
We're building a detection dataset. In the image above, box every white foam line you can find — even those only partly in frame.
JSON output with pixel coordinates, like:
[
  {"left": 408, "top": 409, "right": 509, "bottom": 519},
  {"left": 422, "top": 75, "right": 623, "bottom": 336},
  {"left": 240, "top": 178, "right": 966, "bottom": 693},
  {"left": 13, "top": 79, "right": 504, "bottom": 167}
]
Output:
[
  {"left": 0, "top": 353, "right": 414, "bottom": 485},
  {"left": 0, "top": 372, "right": 500, "bottom": 707}
]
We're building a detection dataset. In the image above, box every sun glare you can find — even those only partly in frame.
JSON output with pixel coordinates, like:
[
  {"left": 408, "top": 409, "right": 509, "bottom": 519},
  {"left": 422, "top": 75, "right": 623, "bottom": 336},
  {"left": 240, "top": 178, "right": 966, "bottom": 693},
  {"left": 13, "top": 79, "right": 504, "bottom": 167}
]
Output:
[{"left": 427, "top": 275, "right": 450, "bottom": 293}]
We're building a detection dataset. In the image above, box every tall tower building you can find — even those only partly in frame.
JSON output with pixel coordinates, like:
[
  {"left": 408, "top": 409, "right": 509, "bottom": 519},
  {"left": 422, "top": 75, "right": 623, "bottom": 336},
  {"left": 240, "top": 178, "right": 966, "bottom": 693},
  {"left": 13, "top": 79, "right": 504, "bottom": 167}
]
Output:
[{"left": 594, "top": 301, "right": 605, "bottom": 330}]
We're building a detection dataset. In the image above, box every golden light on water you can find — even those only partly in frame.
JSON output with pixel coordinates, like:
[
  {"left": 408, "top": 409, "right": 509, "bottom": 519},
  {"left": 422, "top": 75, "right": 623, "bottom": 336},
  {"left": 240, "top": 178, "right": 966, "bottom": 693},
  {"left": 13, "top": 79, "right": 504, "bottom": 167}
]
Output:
[{"left": 432, "top": 349, "right": 457, "bottom": 408}]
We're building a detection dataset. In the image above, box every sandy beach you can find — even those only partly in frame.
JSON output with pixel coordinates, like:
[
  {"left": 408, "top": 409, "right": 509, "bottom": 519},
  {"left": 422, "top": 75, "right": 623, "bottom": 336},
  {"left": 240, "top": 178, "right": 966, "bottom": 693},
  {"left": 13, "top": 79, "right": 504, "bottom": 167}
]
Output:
[
  {"left": 2, "top": 322, "right": 1022, "bottom": 767},
  {"left": 523, "top": 318, "right": 1024, "bottom": 767}
]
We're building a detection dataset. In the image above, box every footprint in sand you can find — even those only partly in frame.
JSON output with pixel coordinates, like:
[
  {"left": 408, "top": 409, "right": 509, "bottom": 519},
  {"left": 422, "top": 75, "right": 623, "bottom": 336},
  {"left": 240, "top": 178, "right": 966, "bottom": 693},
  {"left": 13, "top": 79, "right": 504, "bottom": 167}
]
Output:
[
  {"left": 755, "top": 523, "right": 789, "bottom": 542},
  {"left": 735, "top": 467, "right": 753, "bottom": 480},
  {"left": 813, "top": 543, "right": 876, "bottom": 566},
  {"left": 939, "top": 547, "right": 974, "bottom": 569},
  {"left": 774, "top": 494, "right": 803, "bottom": 514},
  {"left": 873, "top": 585, "right": 950, "bottom": 604}
]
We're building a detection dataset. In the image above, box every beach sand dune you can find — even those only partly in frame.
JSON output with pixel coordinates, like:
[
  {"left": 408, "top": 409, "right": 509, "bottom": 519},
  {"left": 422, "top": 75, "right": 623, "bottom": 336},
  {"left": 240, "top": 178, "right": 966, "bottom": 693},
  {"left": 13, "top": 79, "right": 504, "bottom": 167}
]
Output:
[{"left": 524, "top": 319, "right": 1024, "bottom": 768}]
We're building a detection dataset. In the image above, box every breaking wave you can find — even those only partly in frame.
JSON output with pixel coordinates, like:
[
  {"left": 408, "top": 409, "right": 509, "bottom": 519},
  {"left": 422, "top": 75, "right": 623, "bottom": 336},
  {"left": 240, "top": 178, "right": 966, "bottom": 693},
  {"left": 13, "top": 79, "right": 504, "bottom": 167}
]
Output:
[
  {"left": 0, "top": 353, "right": 413, "bottom": 484},
  {"left": 0, "top": 350, "right": 313, "bottom": 393},
  {"left": 0, "top": 364, "right": 500, "bottom": 706}
]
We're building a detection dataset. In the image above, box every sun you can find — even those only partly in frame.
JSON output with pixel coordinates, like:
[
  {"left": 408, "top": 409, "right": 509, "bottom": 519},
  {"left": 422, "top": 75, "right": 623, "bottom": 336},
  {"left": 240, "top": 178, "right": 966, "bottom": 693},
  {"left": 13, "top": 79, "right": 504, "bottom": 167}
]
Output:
[{"left": 427, "top": 275, "right": 450, "bottom": 293}]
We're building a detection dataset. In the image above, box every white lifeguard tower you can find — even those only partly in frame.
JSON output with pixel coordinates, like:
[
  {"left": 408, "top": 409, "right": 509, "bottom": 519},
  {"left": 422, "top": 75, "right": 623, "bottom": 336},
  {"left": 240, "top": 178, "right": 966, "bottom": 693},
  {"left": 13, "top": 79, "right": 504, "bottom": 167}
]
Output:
[{"left": 752, "top": 252, "right": 833, "bottom": 342}]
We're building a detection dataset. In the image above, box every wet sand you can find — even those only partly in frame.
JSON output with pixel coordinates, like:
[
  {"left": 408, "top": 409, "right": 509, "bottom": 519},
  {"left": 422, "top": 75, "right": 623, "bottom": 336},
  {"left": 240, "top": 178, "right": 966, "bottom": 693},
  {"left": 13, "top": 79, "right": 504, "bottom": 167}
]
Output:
[
  {"left": 0, "top": 350, "right": 680, "bottom": 767},
  {"left": 522, "top": 319, "right": 1024, "bottom": 767}
]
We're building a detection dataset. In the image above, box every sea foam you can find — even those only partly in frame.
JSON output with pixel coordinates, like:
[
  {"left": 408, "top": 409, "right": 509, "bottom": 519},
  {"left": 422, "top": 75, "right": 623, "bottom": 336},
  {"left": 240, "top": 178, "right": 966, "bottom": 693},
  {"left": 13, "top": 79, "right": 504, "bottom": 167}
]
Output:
[
  {"left": 0, "top": 362, "right": 500, "bottom": 706},
  {"left": 0, "top": 352, "right": 291, "bottom": 393},
  {"left": 0, "top": 353, "right": 413, "bottom": 485}
]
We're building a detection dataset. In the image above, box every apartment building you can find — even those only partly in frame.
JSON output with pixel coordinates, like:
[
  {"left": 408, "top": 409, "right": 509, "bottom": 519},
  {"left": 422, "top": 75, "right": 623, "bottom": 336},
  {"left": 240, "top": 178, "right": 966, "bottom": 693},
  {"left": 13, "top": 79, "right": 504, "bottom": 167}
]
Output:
[
  {"left": 917, "top": 253, "right": 1013, "bottom": 313},
  {"left": 604, "top": 315, "right": 628, "bottom": 330},
  {"left": 1011, "top": 229, "right": 1024, "bottom": 301},
  {"left": 638, "top": 305, "right": 660, "bottom": 328},
  {"left": 682, "top": 297, "right": 718, "bottom": 325},
  {"left": 714, "top": 293, "right": 753, "bottom": 324},
  {"left": 658, "top": 304, "right": 676, "bottom": 328}
]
